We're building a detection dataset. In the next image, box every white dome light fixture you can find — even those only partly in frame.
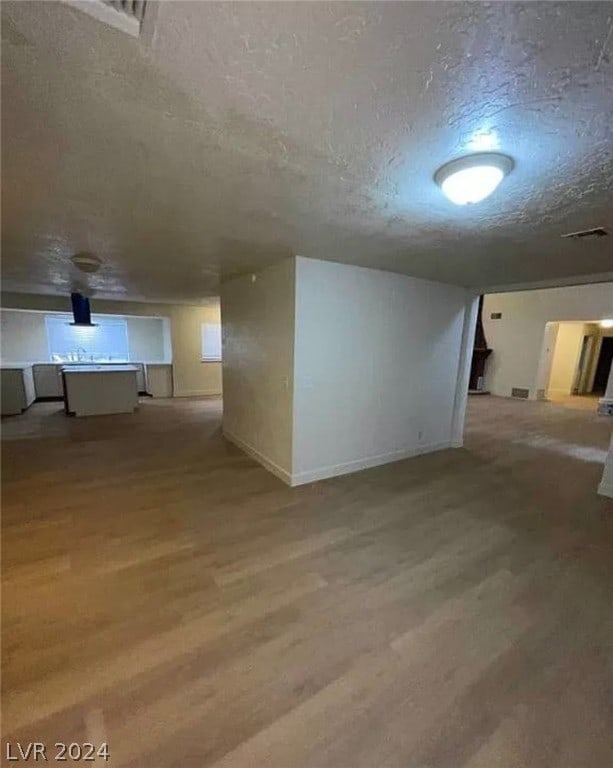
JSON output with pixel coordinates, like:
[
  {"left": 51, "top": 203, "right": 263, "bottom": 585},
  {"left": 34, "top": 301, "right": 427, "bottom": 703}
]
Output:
[
  {"left": 600, "top": 319, "right": 613, "bottom": 329},
  {"left": 434, "top": 152, "right": 514, "bottom": 205},
  {"left": 71, "top": 252, "right": 101, "bottom": 274}
]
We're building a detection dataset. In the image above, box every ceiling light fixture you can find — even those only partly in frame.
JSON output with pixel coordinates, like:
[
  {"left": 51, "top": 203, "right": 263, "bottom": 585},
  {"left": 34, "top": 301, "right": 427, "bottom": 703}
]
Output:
[
  {"left": 71, "top": 252, "right": 101, "bottom": 273},
  {"left": 434, "top": 152, "right": 514, "bottom": 205},
  {"left": 600, "top": 319, "right": 613, "bottom": 329}
]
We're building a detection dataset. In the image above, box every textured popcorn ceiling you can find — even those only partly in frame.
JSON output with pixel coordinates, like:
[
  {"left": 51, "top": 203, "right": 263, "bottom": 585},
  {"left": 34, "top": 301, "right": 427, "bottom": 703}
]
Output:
[{"left": 2, "top": 1, "right": 613, "bottom": 302}]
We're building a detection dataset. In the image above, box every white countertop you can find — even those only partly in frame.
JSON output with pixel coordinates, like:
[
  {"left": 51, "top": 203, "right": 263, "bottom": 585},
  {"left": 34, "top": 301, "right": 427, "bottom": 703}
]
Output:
[
  {"left": 1, "top": 363, "right": 34, "bottom": 370},
  {"left": 62, "top": 365, "right": 140, "bottom": 374}
]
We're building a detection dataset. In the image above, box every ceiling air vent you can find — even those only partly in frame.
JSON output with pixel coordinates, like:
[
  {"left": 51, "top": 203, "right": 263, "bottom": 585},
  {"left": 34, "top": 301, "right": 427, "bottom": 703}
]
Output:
[
  {"left": 63, "top": 0, "right": 147, "bottom": 37},
  {"left": 103, "top": 1, "right": 147, "bottom": 24},
  {"left": 560, "top": 227, "right": 608, "bottom": 240}
]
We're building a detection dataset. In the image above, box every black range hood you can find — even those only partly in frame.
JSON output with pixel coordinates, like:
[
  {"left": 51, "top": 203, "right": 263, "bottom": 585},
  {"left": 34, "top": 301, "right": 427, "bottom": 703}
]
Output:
[{"left": 70, "top": 292, "right": 97, "bottom": 327}]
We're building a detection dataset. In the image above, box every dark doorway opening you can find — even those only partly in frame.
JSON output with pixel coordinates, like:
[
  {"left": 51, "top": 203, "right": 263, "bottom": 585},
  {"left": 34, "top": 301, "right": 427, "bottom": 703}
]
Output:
[{"left": 592, "top": 337, "right": 613, "bottom": 394}]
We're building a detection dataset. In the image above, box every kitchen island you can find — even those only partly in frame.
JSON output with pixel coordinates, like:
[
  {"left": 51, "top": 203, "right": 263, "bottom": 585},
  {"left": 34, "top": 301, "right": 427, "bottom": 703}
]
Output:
[{"left": 62, "top": 365, "right": 139, "bottom": 417}]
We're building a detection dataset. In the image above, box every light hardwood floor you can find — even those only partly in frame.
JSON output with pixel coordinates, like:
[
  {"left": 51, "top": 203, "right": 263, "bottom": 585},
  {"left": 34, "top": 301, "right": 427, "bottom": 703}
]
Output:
[{"left": 2, "top": 396, "right": 612, "bottom": 767}]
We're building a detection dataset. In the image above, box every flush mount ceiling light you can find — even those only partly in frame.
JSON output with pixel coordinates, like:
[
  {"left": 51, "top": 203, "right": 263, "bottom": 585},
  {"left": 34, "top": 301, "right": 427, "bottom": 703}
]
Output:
[
  {"left": 434, "top": 152, "right": 514, "bottom": 205},
  {"left": 600, "top": 319, "right": 613, "bottom": 329},
  {"left": 71, "top": 252, "right": 101, "bottom": 273}
]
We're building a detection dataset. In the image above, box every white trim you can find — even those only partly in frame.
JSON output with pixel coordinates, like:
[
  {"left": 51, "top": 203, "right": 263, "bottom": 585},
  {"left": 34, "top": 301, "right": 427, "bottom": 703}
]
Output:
[
  {"left": 173, "top": 389, "right": 221, "bottom": 398},
  {"left": 291, "top": 441, "right": 452, "bottom": 487},
  {"left": 223, "top": 429, "right": 293, "bottom": 485},
  {"left": 597, "top": 481, "right": 613, "bottom": 499}
]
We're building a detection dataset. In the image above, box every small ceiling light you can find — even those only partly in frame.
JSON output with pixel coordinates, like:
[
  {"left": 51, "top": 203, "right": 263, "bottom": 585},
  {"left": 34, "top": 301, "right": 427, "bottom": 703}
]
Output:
[
  {"left": 71, "top": 252, "right": 101, "bottom": 273},
  {"left": 600, "top": 319, "right": 613, "bottom": 329},
  {"left": 434, "top": 152, "right": 514, "bottom": 205}
]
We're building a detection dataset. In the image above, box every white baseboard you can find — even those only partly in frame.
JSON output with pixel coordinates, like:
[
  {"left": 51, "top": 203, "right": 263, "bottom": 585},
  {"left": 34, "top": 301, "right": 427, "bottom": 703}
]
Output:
[
  {"left": 223, "top": 429, "right": 293, "bottom": 486},
  {"left": 173, "top": 389, "right": 222, "bottom": 398},
  {"left": 598, "top": 481, "right": 613, "bottom": 499},
  {"left": 291, "top": 441, "right": 452, "bottom": 486}
]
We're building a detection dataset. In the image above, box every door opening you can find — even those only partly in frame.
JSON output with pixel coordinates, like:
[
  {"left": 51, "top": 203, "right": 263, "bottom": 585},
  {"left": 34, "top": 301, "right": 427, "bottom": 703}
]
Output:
[{"left": 592, "top": 337, "right": 613, "bottom": 394}]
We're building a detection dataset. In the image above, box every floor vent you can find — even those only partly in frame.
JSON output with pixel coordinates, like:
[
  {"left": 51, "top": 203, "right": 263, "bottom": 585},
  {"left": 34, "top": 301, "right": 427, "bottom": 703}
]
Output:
[
  {"left": 511, "top": 387, "right": 529, "bottom": 399},
  {"left": 63, "top": 0, "right": 147, "bottom": 37},
  {"left": 560, "top": 227, "right": 608, "bottom": 240}
]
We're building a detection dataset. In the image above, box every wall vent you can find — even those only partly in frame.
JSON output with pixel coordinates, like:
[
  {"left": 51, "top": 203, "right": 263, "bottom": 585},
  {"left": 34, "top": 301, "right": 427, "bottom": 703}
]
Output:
[
  {"left": 560, "top": 227, "right": 608, "bottom": 240},
  {"left": 63, "top": 0, "right": 147, "bottom": 37},
  {"left": 511, "top": 387, "right": 529, "bottom": 399}
]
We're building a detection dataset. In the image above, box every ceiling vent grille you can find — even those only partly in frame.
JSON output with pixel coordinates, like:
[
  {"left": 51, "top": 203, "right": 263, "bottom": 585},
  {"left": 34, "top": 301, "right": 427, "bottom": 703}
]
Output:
[
  {"left": 560, "top": 227, "right": 608, "bottom": 240},
  {"left": 63, "top": 0, "right": 147, "bottom": 37},
  {"left": 103, "top": 1, "right": 147, "bottom": 24}
]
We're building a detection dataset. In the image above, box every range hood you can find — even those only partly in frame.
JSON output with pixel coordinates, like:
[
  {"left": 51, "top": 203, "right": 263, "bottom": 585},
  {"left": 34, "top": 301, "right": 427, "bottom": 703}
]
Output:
[{"left": 70, "top": 292, "right": 97, "bottom": 326}]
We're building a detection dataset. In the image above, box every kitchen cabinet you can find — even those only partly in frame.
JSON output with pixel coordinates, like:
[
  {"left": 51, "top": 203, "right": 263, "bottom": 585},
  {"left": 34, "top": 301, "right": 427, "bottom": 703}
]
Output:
[
  {"left": 145, "top": 364, "right": 173, "bottom": 398},
  {"left": 1, "top": 366, "right": 35, "bottom": 415}
]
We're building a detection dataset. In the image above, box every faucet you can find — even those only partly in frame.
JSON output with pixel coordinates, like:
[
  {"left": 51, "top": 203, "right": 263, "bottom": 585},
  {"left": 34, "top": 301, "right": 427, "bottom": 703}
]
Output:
[{"left": 77, "top": 347, "right": 87, "bottom": 361}]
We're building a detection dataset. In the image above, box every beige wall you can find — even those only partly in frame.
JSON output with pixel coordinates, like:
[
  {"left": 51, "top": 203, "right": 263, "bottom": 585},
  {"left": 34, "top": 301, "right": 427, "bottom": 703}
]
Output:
[
  {"left": 126, "top": 316, "right": 166, "bottom": 362},
  {"left": 547, "top": 323, "right": 585, "bottom": 396},
  {"left": 483, "top": 283, "right": 613, "bottom": 399},
  {"left": 0, "top": 293, "right": 222, "bottom": 397},
  {"left": 220, "top": 259, "right": 295, "bottom": 482}
]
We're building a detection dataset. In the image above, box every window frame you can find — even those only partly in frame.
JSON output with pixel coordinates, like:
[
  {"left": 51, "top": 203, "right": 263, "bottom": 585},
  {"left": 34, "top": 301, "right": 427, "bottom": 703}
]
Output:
[{"left": 201, "top": 322, "right": 222, "bottom": 363}]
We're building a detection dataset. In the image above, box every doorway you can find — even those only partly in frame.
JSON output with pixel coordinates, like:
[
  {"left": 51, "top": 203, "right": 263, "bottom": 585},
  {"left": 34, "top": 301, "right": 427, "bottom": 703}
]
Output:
[
  {"left": 592, "top": 337, "right": 613, "bottom": 394},
  {"left": 539, "top": 321, "right": 602, "bottom": 411}
]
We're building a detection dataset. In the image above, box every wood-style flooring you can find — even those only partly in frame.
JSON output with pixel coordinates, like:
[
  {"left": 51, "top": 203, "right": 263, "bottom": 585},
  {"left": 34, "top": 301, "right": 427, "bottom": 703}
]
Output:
[{"left": 2, "top": 396, "right": 612, "bottom": 767}]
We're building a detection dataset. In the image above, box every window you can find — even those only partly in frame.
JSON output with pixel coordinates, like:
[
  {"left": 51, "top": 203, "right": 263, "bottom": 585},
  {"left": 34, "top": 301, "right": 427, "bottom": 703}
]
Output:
[
  {"left": 201, "top": 322, "right": 222, "bottom": 361},
  {"left": 46, "top": 314, "right": 130, "bottom": 362}
]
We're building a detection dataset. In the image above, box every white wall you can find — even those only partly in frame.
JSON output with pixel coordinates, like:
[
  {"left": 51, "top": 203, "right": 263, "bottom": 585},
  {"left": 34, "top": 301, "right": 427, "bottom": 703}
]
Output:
[
  {"left": 221, "top": 256, "right": 473, "bottom": 486},
  {"left": 0, "top": 294, "right": 222, "bottom": 397},
  {"left": 291, "top": 257, "right": 470, "bottom": 484},
  {"left": 598, "top": 435, "right": 613, "bottom": 498},
  {"left": 221, "top": 259, "right": 295, "bottom": 482},
  {"left": 0, "top": 310, "right": 48, "bottom": 362},
  {"left": 483, "top": 283, "right": 613, "bottom": 399}
]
